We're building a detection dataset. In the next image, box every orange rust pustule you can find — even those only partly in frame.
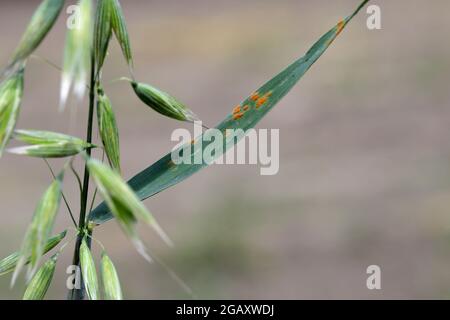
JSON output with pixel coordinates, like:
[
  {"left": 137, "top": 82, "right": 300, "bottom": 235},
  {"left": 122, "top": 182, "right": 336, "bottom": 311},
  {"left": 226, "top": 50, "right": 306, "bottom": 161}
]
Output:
[
  {"left": 255, "top": 96, "right": 268, "bottom": 108},
  {"left": 232, "top": 105, "right": 241, "bottom": 114},
  {"left": 233, "top": 112, "right": 244, "bottom": 120},
  {"left": 243, "top": 105, "right": 249, "bottom": 111},
  {"left": 336, "top": 20, "right": 345, "bottom": 36},
  {"left": 250, "top": 92, "right": 260, "bottom": 101}
]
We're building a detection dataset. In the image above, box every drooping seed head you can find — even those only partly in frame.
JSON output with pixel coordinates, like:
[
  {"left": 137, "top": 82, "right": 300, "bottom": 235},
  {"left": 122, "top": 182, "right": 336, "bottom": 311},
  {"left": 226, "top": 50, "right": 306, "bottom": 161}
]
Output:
[
  {"left": 60, "top": 0, "right": 94, "bottom": 110},
  {"left": 94, "top": 0, "right": 114, "bottom": 77},
  {"left": 97, "top": 89, "right": 121, "bottom": 173},
  {"left": 110, "top": 0, "right": 133, "bottom": 72},
  {"left": 22, "top": 253, "right": 59, "bottom": 300},
  {"left": 131, "top": 81, "right": 199, "bottom": 123},
  {"left": 101, "top": 251, "right": 123, "bottom": 300},
  {"left": 0, "top": 69, "right": 24, "bottom": 157},
  {"left": 11, "top": 0, "right": 65, "bottom": 65},
  {"left": 80, "top": 238, "right": 99, "bottom": 300},
  {"left": 0, "top": 231, "right": 66, "bottom": 277},
  {"left": 12, "top": 172, "right": 64, "bottom": 285},
  {"left": 9, "top": 129, "right": 95, "bottom": 158}
]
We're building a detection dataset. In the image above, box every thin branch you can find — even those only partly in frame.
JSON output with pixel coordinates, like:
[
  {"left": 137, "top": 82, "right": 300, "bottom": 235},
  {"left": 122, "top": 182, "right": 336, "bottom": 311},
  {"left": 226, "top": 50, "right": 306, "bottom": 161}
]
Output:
[
  {"left": 43, "top": 159, "right": 77, "bottom": 228},
  {"left": 70, "top": 161, "right": 83, "bottom": 195}
]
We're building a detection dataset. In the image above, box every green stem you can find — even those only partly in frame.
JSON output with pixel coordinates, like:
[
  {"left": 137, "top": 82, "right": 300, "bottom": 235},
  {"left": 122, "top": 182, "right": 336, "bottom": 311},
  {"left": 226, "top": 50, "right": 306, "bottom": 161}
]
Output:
[{"left": 68, "top": 52, "right": 96, "bottom": 300}]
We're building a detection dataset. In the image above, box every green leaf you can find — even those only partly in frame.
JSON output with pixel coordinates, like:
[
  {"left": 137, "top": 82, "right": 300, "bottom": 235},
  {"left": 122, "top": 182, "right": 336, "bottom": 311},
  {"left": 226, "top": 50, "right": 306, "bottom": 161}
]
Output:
[
  {"left": 10, "top": 0, "right": 65, "bottom": 67},
  {"left": 80, "top": 238, "right": 99, "bottom": 300},
  {"left": 97, "top": 89, "right": 121, "bottom": 173},
  {"left": 0, "top": 70, "right": 24, "bottom": 157},
  {"left": 131, "top": 80, "right": 199, "bottom": 123},
  {"left": 89, "top": 0, "right": 369, "bottom": 225},
  {"left": 110, "top": 0, "right": 133, "bottom": 72},
  {"left": 12, "top": 172, "right": 64, "bottom": 285},
  {"left": 9, "top": 129, "right": 95, "bottom": 158},
  {"left": 101, "top": 251, "right": 123, "bottom": 300},
  {"left": 60, "top": 0, "right": 93, "bottom": 110},
  {"left": 94, "top": 0, "right": 114, "bottom": 77},
  {"left": 23, "top": 253, "right": 59, "bottom": 300},
  {"left": 86, "top": 155, "right": 171, "bottom": 259},
  {"left": 0, "top": 231, "right": 66, "bottom": 276}
]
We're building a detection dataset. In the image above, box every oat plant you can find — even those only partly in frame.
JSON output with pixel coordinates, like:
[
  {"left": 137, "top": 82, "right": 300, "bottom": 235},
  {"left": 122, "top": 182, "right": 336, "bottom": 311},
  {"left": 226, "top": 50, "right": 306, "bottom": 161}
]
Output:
[{"left": 0, "top": 0, "right": 369, "bottom": 299}]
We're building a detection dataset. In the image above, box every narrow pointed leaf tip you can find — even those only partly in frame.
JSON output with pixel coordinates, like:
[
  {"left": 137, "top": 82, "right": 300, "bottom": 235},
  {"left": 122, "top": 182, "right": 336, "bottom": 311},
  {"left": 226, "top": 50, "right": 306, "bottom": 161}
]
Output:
[
  {"left": 89, "top": 0, "right": 370, "bottom": 225},
  {"left": 80, "top": 238, "right": 99, "bottom": 300},
  {"left": 60, "top": 0, "right": 93, "bottom": 110},
  {"left": 131, "top": 81, "right": 200, "bottom": 123},
  {"left": 101, "top": 252, "right": 123, "bottom": 300},
  {"left": 0, "top": 70, "right": 24, "bottom": 157},
  {"left": 0, "top": 231, "right": 66, "bottom": 276},
  {"left": 97, "top": 89, "right": 121, "bottom": 173},
  {"left": 8, "top": 0, "right": 64, "bottom": 70},
  {"left": 110, "top": 0, "right": 133, "bottom": 72},
  {"left": 9, "top": 129, "right": 95, "bottom": 158},
  {"left": 23, "top": 253, "right": 59, "bottom": 300},
  {"left": 12, "top": 174, "right": 64, "bottom": 285},
  {"left": 86, "top": 156, "right": 172, "bottom": 250}
]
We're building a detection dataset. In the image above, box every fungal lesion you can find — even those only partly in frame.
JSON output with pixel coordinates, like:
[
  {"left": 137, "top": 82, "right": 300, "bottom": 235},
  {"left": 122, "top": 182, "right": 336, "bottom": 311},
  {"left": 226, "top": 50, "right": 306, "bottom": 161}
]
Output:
[
  {"left": 336, "top": 19, "right": 345, "bottom": 36},
  {"left": 255, "top": 91, "right": 272, "bottom": 109},
  {"left": 229, "top": 90, "right": 273, "bottom": 121},
  {"left": 250, "top": 92, "right": 260, "bottom": 101}
]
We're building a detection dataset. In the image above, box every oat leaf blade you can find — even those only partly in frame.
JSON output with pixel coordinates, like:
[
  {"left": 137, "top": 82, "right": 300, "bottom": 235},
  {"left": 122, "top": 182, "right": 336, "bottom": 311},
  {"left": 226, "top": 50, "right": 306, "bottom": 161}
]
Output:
[
  {"left": 80, "top": 238, "right": 99, "bottom": 300},
  {"left": 86, "top": 156, "right": 171, "bottom": 253},
  {"left": 0, "top": 231, "right": 66, "bottom": 276},
  {"left": 89, "top": 0, "right": 369, "bottom": 225},
  {"left": 22, "top": 253, "right": 59, "bottom": 300},
  {"left": 101, "top": 252, "right": 123, "bottom": 300}
]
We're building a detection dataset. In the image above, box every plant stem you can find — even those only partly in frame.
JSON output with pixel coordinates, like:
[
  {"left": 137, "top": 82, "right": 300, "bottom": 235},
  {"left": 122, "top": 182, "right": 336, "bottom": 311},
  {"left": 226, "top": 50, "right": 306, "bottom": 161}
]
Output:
[{"left": 67, "top": 53, "right": 96, "bottom": 300}]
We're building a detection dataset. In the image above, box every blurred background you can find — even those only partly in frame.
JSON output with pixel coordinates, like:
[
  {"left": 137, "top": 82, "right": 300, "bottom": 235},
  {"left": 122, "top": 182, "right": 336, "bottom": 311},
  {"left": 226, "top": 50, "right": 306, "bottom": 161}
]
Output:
[{"left": 1, "top": 0, "right": 450, "bottom": 299}]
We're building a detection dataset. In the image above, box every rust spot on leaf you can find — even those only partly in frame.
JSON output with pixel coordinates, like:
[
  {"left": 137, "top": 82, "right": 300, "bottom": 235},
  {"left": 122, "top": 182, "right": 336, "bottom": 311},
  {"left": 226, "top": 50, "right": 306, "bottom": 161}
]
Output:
[
  {"left": 256, "top": 96, "right": 268, "bottom": 108},
  {"left": 250, "top": 92, "right": 260, "bottom": 101},
  {"left": 233, "top": 112, "right": 244, "bottom": 120},
  {"left": 336, "top": 20, "right": 345, "bottom": 36},
  {"left": 232, "top": 105, "right": 241, "bottom": 114}
]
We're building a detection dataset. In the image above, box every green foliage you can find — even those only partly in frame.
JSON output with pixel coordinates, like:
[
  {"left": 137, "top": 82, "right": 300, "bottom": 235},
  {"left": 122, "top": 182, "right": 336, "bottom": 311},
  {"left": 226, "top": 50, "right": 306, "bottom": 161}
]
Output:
[
  {"left": 0, "top": 0, "right": 370, "bottom": 299},
  {"left": 110, "top": 0, "right": 133, "bottom": 71},
  {"left": 10, "top": 0, "right": 65, "bottom": 68},
  {"left": 0, "top": 231, "right": 66, "bottom": 276},
  {"left": 12, "top": 172, "right": 63, "bottom": 285},
  {"left": 86, "top": 155, "right": 172, "bottom": 260},
  {"left": 131, "top": 80, "right": 200, "bottom": 122},
  {"left": 22, "top": 253, "right": 59, "bottom": 300},
  {"left": 89, "top": 0, "right": 369, "bottom": 225},
  {"left": 0, "top": 70, "right": 24, "bottom": 157},
  {"left": 80, "top": 238, "right": 99, "bottom": 300},
  {"left": 9, "top": 130, "right": 94, "bottom": 158},
  {"left": 96, "top": 88, "right": 121, "bottom": 172},
  {"left": 101, "top": 251, "right": 123, "bottom": 300},
  {"left": 60, "top": 0, "right": 93, "bottom": 109}
]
